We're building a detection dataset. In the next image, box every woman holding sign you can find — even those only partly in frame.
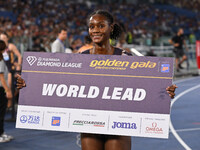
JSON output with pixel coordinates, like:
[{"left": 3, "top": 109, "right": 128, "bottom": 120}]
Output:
[{"left": 17, "top": 10, "right": 177, "bottom": 150}]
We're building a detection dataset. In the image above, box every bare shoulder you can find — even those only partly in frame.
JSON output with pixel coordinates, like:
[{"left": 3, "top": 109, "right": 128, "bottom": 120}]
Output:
[{"left": 8, "top": 43, "right": 16, "bottom": 50}]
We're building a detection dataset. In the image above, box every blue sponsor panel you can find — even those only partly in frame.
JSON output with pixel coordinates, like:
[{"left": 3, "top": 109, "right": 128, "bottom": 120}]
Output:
[
  {"left": 161, "top": 64, "right": 170, "bottom": 73},
  {"left": 42, "top": 108, "right": 70, "bottom": 131},
  {"left": 51, "top": 116, "right": 61, "bottom": 126},
  {"left": 20, "top": 115, "right": 40, "bottom": 124}
]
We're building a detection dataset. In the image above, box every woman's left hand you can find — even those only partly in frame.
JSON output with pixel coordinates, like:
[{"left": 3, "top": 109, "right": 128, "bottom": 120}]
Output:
[{"left": 166, "top": 84, "right": 178, "bottom": 99}]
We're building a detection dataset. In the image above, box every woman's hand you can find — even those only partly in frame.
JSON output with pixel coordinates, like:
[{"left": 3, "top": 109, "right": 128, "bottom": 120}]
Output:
[
  {"left": 166, "top": 84, "right": 178, "bottom": 99},
  {"left": 16, "top": 74, "right": 26, "bottom": 89}
]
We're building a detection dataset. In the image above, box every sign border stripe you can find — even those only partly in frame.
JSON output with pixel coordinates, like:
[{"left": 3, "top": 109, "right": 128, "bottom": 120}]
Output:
[{"left": 22, "top": 70, "right": 172, "bottom": 79}]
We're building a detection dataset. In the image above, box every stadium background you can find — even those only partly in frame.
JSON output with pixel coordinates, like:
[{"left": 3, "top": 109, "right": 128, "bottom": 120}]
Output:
[{"left": 0, "top": 0, "right": 200, "bottom": 149}]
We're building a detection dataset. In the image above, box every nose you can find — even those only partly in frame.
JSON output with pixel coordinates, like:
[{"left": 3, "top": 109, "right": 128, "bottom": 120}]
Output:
[{"left": 92, "top": 26, "right": 100, "bottom": 33}]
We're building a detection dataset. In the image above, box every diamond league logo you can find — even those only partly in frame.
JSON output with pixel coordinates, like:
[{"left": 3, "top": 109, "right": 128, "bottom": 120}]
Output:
[{"left": 26, "top": 56, "right": 37, "bottom": 66}]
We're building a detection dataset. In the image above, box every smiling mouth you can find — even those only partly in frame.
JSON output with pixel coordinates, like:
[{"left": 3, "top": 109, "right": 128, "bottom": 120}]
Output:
[{"left": 92, "top": 35, "right": 102, "bottom": 39}]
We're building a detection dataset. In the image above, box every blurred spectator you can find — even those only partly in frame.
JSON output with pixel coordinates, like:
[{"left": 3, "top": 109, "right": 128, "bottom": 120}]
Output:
[
  {"left": 146, "top": 49, "right": 157, "bottom": 56},
  {"left": 152, "top": 32, "right": 160, "bottom": 46},
  {"left": 69, "top": 38, "right": 83, "bottom": 53},
  {"left": 0, "top": 0, "right": 199, "bottom": 51},
  {"left": 0, "top": 32, "right": 22, "bottom": 71},
  {"left": 0, "top": 40, "right": 13, "bottom": 143},
  {"left": 32, "top": 37, "right": 46, "bottom": 52},
  {"left": 51, "top": 28, "right": 72, "bottom": 53},
  {"left": 126, "top": 31, "right": 133, "bottom": 44},
  {"left": 163, "top": 0, "right": 200, "bottom": 13},
  {"left": 169, "top": 28, "right": 188, "bottom": 72},
  {"left": 116, "top": 23, "right": 131, "bottom": 53},
  {"left": 0, "top": 32, "right": 22, "bottom": 93},
  {"left": 189, "top": 32, "right": 196, "bottom": 44},
  {"left": 77, "top": 35, "right": 93, "bottom": 53}
]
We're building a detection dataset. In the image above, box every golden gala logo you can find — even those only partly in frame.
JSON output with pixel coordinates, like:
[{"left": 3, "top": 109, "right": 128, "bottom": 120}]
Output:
[{"left": 89, "top": 59, "right": 156, "bottom": 70}]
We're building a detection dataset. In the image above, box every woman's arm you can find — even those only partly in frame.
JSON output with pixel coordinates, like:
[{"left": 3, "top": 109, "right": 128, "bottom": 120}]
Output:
[
  {"left": 0, "top": 73, "right": 12, "bottom": 107},
  {"left": 9, "top": 43, "right": 22, "bottom": 70},
  {"left": 0, "top": 73, "right": 12, "bottom": 99}
]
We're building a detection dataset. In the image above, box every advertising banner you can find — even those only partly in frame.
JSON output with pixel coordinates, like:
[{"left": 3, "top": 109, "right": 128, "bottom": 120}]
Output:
[
  {"left": 196, "top": 41, "right": 200, "bottom": 74},
  {"left": 16, "top": 52, "right": 174, "bottom": 138}
]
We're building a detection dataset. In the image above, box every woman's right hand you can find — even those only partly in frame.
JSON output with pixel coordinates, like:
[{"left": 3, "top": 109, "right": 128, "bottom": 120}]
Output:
[{"left": 16, "top": 74, "right": 26, "bottom": 89}]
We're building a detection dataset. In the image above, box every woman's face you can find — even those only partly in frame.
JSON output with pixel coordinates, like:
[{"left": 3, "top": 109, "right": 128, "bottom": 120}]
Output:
[
  {"left": 0, "top": 34, "right": 8, "bottom": 43},
  {"left": 88, "top": 14, "right": 113, "bottom": 44}
]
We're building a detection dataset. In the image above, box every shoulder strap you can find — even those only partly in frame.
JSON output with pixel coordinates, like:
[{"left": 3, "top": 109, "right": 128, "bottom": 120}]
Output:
[
  {"left": 81, "top": 49, "right": 90, "bottom": 54},
  {"left": 113, "top": 47, "right": 132, "bottom": 56}
]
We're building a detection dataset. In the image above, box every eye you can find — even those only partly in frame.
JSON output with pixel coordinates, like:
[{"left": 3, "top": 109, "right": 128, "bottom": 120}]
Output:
[
  {"left": 89, "top": 25, "right": 94, "bottom": 29},
  {"left": 99, "top": 24, "right": 104, "bottom": 28}
]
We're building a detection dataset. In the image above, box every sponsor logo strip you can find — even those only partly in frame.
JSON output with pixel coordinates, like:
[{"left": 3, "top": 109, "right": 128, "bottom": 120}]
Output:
[{"left": 16, "top": 105, "right": 169, "bottom": 138}]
